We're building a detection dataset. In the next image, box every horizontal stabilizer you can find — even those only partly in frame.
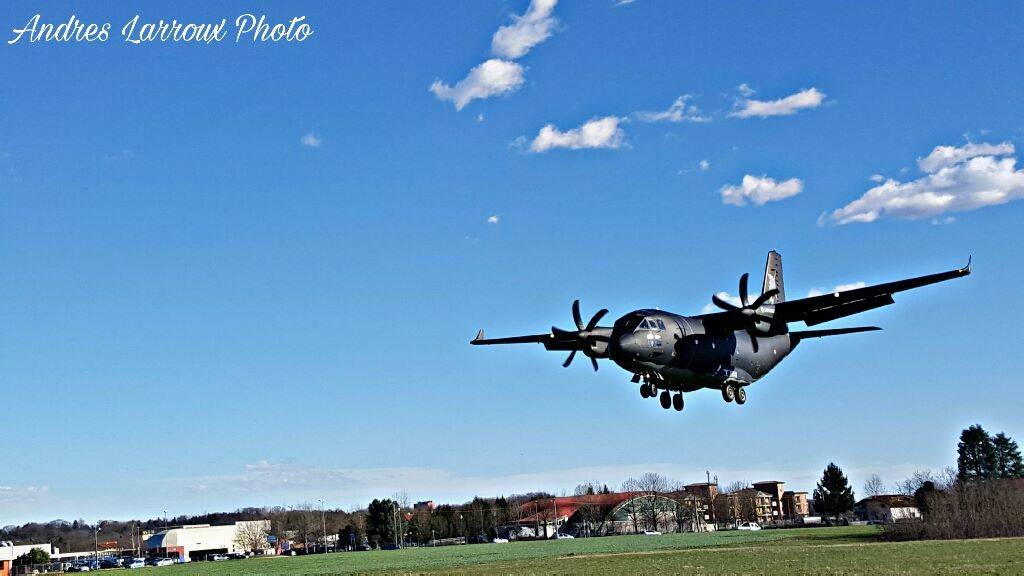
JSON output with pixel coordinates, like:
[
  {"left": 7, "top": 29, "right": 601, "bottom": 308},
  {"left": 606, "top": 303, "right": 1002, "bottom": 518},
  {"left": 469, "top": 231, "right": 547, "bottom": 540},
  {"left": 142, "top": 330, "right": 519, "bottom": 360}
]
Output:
[{"left": 790, "top": 326, "right": 881, "bottom": 343}]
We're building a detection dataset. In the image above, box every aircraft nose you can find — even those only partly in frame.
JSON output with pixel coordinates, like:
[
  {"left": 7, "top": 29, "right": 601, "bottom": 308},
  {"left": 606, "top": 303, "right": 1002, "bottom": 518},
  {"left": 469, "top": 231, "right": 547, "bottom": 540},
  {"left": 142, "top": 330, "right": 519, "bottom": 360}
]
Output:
[{"left": 616, "top": 332, "right": 639, "bottom": 356}]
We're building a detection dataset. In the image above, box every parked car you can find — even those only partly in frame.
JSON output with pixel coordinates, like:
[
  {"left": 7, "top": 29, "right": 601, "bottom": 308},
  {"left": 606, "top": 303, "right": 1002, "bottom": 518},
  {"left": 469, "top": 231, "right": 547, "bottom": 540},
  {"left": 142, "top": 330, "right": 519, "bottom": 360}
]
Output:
[
  {"left": 125, "top": 558, "right": 147, "bottom": 569},
  {"left": 228, "top": 552, "right": 248, "bottom": 559},
  {"left": 491, "top": 537, "right": 509, "bottom": 544},
  {"left": 642, "top": 530, "right": 662, "bottom": 536},
  {"left": 66, "top": 564, "right": 91, "bottom": 573},
  {"left": 147, "top": 557, "right": 175, "bottom": 567},
  {"left": 736, "top": 521, "right": 762, "bottom": 531},
  {"left": 100, "top": 556, "right": 124, "bottom": 568},
  {"left": 555, "top": 533, "right": 575, "bottom": 539},
  {"left": 210, "top": 554, "right": 229, "bottom": 561}
]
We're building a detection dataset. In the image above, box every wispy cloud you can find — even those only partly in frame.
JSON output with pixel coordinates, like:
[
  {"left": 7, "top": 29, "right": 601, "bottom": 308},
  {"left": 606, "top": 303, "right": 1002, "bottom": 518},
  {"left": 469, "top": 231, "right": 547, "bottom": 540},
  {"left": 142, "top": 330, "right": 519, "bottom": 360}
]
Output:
[
  {"left": 527, "top": 116, "right": 626, "bottom": 153},
  {"left": 430, "top": 59, "right": 526, "bottom": 111},
  {"left": 699, "top": 159, "right": 711, "bottom": 171},
  {"left": 491, "top": 0, "right": 559, "bottom": 60},
  {"left": 487, "top": 215, "right": 499, "bottom": 224},
  {"left": 300, "top": 133, "right": 322, "bottom": 148},
  {"left": 730, "top": 87, "right": 826, "bottom": 119},
  {"left": 826, "top": 141, "right": 1024, "bottom": 224},
  {"left": 432, "top": 0, "right": 557, "bottom": 111},
  {"left": 634, "top": 95, "right": 709, "bottom": 123},
  {"left": 720, "top": 174, "right": 804, "bottom": 206}
]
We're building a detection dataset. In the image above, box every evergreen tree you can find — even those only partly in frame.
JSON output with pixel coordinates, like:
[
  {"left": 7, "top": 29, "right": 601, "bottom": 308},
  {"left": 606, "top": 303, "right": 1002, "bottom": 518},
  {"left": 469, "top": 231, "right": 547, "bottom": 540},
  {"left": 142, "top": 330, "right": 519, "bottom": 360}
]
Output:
[
  {"left": 365, "top": 499, "right": 396, "bottom": 547},
  {"left": 957, "top": 424, "right": 997, "bottom": 480},
  {"left": 15, "top": 548, "right": 50, "bottom": 566},
  {"left": 993, "top": 432, "right": 1024, "bottom": 478},
  {"left": 812, "top": 462, "right": 855, "bottom": 518}
]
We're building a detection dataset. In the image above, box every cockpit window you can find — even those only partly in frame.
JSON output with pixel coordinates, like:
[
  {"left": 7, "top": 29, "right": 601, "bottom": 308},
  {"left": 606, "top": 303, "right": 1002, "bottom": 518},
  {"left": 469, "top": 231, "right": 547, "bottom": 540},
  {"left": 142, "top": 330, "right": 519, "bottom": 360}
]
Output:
[
  {"left": 656, "top": 319, "right": 666, "bottom": 330},
  {"left": 638, "top": 320, "right": 650, "bottom": 329}
]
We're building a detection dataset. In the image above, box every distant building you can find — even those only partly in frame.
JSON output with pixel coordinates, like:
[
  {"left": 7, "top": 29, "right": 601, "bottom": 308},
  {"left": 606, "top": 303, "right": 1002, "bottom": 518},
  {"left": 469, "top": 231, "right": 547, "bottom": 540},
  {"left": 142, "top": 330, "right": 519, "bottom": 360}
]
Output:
[
  {"left": 728, "top": 488, "right": 775, "bottom": 524},
  {"left": 0, "top": 542, "right": 58, "bottom": 574},
  {"left": 855, "top": 495, "right": 922, "bottom": 523},
  {"left": 144, "top": 520, "right": 272, "bottom": 562},
  {"left": 414, "top": 501, "right": 435, "bottom": 512},
  {"left": 750, "top": 481, "right": 809, "bottom": 521}
]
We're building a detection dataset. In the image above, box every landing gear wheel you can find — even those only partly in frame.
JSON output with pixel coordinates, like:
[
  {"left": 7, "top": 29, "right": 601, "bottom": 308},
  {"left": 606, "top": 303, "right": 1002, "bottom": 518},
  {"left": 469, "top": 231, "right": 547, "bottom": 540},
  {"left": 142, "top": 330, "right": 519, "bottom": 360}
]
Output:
[
  {"left": 640, "top": 383, "right": 651, "bottom": 398},
  {"left": 672, "top": 393, "right": 684, "bottom": 412},
  {"left": 722, "top": 384, "right": 736, "bottom": 403},
  {"left": 650, "top": 383, "right": 658, "bottom": 397},
  {"left": 735, "top": 387, "right": 747, "bottom": 405},
  {"left": 659, "top": 390, "right": 671, "bottom": 409}
]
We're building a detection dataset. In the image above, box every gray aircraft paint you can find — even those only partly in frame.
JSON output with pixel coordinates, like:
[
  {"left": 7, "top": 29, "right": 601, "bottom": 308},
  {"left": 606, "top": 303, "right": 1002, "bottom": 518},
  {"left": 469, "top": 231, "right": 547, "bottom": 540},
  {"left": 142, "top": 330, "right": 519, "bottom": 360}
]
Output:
[{"left": 472, "top": 251, "right": 971, "bottom": 410}]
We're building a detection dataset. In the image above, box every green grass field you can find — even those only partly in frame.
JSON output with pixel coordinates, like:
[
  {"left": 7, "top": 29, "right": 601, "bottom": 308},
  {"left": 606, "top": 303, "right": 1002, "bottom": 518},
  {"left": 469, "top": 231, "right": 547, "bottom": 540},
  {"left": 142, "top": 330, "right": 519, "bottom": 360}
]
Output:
[{"left": 155, "top": 527, "right": 1024, "bottom": 575}]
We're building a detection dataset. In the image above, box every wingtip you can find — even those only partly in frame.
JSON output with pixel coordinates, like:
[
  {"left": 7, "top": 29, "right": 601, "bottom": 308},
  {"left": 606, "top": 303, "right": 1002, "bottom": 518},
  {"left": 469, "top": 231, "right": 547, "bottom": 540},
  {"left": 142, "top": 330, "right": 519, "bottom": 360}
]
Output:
[
  {"left": 961, "top": 255, "right": 972, "bottom": 275},
  {"left": 471, "top": 329, "right": 485, "bottom": 344}
]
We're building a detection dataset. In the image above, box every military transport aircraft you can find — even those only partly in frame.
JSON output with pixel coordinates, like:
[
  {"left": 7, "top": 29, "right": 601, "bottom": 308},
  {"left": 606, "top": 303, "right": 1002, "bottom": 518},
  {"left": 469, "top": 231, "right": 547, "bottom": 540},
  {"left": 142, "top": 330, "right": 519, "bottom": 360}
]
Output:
[{"left": 471, "top": 252, "right": 971, "bottom": 412}]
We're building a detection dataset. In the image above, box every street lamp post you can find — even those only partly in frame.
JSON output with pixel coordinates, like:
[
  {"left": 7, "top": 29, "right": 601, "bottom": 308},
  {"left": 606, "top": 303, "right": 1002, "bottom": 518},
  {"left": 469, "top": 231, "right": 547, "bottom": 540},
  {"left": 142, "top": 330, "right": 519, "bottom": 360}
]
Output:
[
  {"left": 94, "top": 525, "right": 101, "bottom": 565},
  {"left": 317, "top": 499, "right": 328, "bottom": 553}
]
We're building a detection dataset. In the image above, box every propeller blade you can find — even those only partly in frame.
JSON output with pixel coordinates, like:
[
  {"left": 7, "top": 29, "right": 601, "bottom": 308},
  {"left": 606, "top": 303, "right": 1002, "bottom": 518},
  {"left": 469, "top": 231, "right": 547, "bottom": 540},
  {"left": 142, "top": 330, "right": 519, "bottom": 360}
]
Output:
[
  {"left": 751, "top": 289, "right": 780, "bottom": 309},
  {"left": 712, "top": 293, "right": 740, "bottom": 311},
  {"left": 572, "top": 300, "right": 584, "bottom": 331},
  {"left": 563, "top": 349, "right": 577, "bottom": 367},
  {"left": 585, "top": 309, "right": 609, "bottom": 331},
  {"left": 739, "top": 273, "right": 750, "bottom": 307},
  {"left": 747, "top": 328, "right": 760, "bottom": 353},
  {"left": 590, "top": 356, "right": 599, "bottom": 371}
]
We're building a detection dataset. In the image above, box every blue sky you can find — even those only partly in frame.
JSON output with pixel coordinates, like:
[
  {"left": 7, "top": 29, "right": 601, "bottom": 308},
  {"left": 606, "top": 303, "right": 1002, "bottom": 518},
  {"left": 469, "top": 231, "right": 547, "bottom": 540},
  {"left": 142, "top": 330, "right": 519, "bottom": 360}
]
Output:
[{"left": 2, "top": 0, "right": 1023, "bottom": 525}]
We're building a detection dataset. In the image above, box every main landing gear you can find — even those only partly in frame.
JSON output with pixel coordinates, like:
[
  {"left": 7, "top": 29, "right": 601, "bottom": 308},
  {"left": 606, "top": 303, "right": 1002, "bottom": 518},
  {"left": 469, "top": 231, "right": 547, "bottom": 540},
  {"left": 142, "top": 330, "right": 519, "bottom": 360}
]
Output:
[
  {"left": 638, "top": 378, "right": 684, "bottom": 412},
  {"left": 722, "top": 383, "right": 748, "bottom": 405}
]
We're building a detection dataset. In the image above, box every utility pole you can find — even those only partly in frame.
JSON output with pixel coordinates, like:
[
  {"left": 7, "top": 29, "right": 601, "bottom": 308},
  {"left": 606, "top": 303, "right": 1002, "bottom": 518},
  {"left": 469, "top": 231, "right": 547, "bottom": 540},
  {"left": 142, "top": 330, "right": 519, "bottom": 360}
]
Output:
[
  {"left": 392, "top": 502, "right": 399, "bottom": 548},
  {"left": 94, "top": 525, "right": 101, "bottom": 565},
  {"left": 706, "top": 471, "right": 716, "bottom": 528}
]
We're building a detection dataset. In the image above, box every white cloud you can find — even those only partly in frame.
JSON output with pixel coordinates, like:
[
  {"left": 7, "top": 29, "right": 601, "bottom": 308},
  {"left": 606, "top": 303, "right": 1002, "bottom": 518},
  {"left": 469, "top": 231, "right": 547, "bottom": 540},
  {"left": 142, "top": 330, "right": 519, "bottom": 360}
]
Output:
[
  {"left": 701, "top": 291, "right": 743, "bottom": 314},
  {"left": 491, "top": 0, "right": 558, "bottom": 60},
  {"left": 635, "top": 95, "right": 710, "bottom": 123},
  {"left": 917, "top": 141, "right": 1015, "bottom": 173},
  {"left": 730, "top": 87, "right": 826, "bottom": 119},
  {"left": 720, "top": 174, "right": 804, "bottom": 206},
  {"left": 931, "top": 216, "right": 956, "bottom": 226},
  {"left": 476, "top": 113, "right": 485, "bottom": 123},
  {"left": 870, "top": 174, "right": 885, "bottom": 183},
  {"left": 699, "top": 159, "right": 711, "bottom": 171},
  {"left": 827, "top": 142, "right": 1024, "bottom": 225},
  {"left": 807, "top": 281, "right": 866, "bottom": 298},
  {"left": 528, "top": 116, "right": 626, "bottom": 153},
  {"left": 615, "top": 0, "right": 638, "bottom": 5},
  {"left": 737, "top": 83, "right": 755, "bottom": 97},
  {"left": 430, "top": 59, "right": 525, "bottom": 111},
  {"left": 300, "top": 133, "right": 322, "bottom": 148},
  {"left": 487, "top": 215, "right": 499, "bottom": 224}
]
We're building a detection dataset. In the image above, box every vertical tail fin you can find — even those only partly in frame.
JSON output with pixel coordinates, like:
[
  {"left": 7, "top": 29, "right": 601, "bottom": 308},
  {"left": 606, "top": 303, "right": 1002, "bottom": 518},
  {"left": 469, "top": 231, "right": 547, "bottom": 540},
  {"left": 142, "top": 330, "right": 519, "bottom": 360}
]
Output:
[{"left": 762, "top": 250, "right": 785, "bottom": 304}]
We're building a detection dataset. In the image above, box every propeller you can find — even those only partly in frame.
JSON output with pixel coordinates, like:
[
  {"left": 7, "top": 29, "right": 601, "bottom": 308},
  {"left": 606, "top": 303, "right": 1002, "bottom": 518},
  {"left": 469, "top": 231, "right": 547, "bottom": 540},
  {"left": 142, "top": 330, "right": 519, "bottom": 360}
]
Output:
[
  {"left": 711, "top": 273, "right": 778, "bottom": 352},
  {"left": 553, "top": 300, "right": 608, "bottom": 371}
]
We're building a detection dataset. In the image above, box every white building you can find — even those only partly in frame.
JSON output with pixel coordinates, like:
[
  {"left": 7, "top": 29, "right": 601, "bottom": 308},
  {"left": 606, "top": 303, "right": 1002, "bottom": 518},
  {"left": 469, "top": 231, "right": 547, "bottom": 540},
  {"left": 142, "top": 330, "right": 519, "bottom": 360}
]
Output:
[
  {"left": 855, "top": 495, "right": 922, "bottom": 523},
  {"left": 144, "top": 520, "right": 272, "bottom": 562}
]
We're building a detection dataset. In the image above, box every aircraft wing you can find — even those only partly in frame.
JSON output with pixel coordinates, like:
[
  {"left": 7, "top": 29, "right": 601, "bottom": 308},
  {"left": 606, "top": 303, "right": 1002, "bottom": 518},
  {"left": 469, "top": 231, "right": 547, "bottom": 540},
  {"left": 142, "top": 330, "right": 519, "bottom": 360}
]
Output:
[
  {"left": 470, "top": 329, "right": 551, "bottom": 345},
  {"left": 470, "top": 329, "right": 582, "bottom": 352},
  {"left": 774, "top": 258, "right": 972, "bottom": 326}
]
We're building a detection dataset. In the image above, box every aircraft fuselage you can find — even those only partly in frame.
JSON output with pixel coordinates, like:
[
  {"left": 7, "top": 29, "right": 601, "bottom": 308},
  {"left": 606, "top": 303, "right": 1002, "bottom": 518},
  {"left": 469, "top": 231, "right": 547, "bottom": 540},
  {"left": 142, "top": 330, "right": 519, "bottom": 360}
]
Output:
[{"left": 605, "top": 309, "right": 793, "bottom": 392}]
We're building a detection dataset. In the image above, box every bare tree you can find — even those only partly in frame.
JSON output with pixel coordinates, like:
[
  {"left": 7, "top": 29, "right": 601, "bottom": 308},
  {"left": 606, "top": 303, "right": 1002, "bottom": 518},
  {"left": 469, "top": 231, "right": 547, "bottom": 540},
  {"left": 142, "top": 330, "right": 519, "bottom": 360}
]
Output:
[
  {"left": 863, "top": 474, "right": 886, "bottom": 497},
  {"left": 620, "top": 477, "right": 643, "bottom": 534},
  {"left": 233, "top": 521, "right": 269, "bottom": 553},
  {"left": 894, "top": 470, "right": 937, "bottom": 496}
]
